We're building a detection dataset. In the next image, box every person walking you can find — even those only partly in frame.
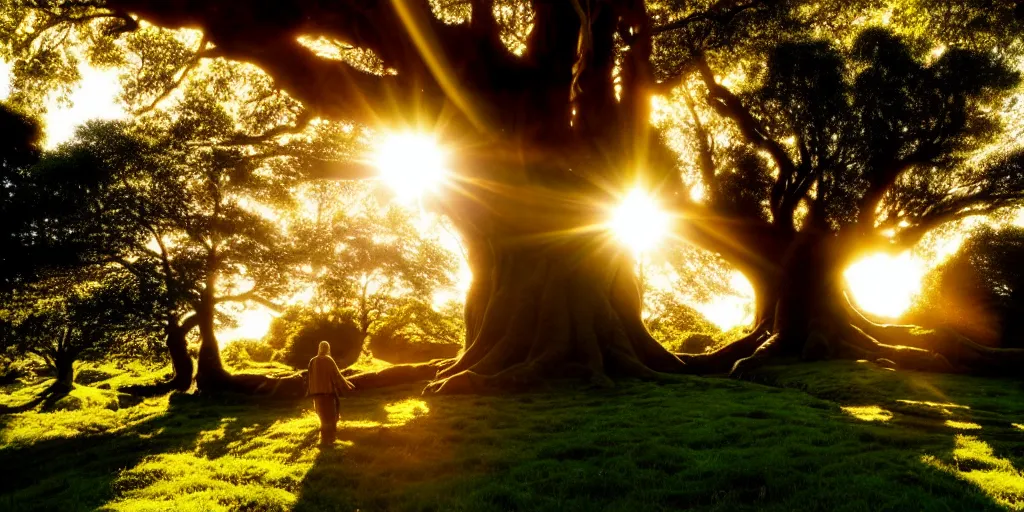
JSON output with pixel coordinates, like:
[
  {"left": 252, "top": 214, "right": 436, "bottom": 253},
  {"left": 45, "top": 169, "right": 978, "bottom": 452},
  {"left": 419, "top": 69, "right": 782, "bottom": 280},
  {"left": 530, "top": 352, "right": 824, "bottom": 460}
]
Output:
[{"left": 307, "top": 341, "right": 355, "bottom": 447}]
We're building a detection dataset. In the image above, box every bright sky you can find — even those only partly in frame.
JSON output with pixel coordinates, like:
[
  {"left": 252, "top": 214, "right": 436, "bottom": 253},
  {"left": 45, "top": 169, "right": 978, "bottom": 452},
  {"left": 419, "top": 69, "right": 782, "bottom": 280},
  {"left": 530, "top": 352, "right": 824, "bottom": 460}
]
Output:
[
  {"left": 0, "top": 60, "right": 123, "bottom": 148},
  {"left": 43, "top": 66, "right": 123, "bottom": 148}
]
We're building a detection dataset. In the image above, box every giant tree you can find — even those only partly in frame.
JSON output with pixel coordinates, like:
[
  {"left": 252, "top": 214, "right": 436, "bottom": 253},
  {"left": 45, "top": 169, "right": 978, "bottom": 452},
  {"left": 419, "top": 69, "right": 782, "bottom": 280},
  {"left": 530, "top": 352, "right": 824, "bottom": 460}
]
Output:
[
  {"left": 6, "top": 0, "right": 1024, "bottom": 392},
  {"left": 21, "top": 97, "right": 336, "bottom": 392}
]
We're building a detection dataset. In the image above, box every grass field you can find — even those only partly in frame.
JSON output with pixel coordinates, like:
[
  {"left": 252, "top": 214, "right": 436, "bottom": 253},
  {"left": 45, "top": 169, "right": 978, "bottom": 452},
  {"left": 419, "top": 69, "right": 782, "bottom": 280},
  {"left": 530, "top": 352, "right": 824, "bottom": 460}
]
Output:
[{"left": 0, "top": 360, "right": 1022, "bottom": 511}]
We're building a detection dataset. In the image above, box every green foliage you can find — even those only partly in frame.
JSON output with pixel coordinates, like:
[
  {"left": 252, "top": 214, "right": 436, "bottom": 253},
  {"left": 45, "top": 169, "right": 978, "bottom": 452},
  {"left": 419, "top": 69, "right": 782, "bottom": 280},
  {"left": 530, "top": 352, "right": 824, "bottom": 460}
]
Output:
[
  {"left": 0, "top": 266, "right": 162, "bottom": 377},
  {"left": 284, "top": 182, "right": 466, "bottom": 356},
  {"left": 2, "top": 362, "right": 1023, "bottom": 510},
  {"left": 221, "top": 340, "right": 277, "bottom": 367},
  {"left": 651, "top": 3, "right": 1024, "bottom": 250},
  {"left": 909, "top": 225, "right": 1024, "bottom": 347},
  {"left": 267, "top": 307, "right": 364, "bottom": 370},
  {"left": 297, "top": 183, "right": 461, "bottom": 333},
  {"left": 643, "top": 242, "right": 740, "bottom": 345}
]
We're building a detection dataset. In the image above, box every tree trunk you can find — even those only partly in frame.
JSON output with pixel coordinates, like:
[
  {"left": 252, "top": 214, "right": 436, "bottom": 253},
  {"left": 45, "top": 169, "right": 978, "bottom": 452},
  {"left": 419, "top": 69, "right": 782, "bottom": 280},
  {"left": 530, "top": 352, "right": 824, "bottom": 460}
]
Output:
[
  {"left": 165, "top": 322, "right": 194, "bottom": 391},
  {"left": 190, "top": 297, "right": 308, "bottom": 397},
  {"left": 121, "top": 317, "right": 197, "bottom": 396},
  {"left": 685, "top": 233, "right": 1024, "bottom": 377},
  {"left": 53, "top": 353, "right": 74, "bottom": 393},
  {"left": 416, "top": 236, "right": 688, "bottom": 394},
  {"left": 195, "top": 297, "right": 231, "bottom": 391}
]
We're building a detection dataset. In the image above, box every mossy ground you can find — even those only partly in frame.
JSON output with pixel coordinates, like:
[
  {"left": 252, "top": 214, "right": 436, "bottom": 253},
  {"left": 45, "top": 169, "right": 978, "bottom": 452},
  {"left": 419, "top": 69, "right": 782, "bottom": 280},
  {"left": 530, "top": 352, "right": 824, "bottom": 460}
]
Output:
[{"left": 1, "top": 360, "right": 1022, "bottom": 511}]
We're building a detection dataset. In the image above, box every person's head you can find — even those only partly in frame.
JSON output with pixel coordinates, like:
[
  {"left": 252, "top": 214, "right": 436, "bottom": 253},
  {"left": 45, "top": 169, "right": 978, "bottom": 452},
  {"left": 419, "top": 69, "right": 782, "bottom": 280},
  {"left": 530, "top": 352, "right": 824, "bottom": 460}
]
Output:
[{"left": 318, "top": 340, "right": 331, "bottom": 357}]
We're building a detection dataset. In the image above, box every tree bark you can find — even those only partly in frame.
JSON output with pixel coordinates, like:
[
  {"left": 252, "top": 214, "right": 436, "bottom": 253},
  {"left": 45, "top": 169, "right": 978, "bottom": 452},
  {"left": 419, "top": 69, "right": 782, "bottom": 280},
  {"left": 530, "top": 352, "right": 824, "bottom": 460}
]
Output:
[
  {"left": 414, "top": 233, "right": 688, "bottom": 394},
  {"left": 53, "top": 353, "right": 74, "bottom": 393},
  {"left": 165, "top": 321, "right": 194, "bottom": 391},
  {"left": 195, "top": 295, "right": 231, "bottom": 391}
]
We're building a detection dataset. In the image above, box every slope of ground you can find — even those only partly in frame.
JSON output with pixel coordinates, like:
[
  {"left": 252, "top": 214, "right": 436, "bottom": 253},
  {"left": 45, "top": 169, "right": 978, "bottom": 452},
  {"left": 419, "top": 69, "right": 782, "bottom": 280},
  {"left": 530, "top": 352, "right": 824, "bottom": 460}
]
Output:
[{"left": 0, "top": 361, "right": 1021, "bottom": 511}]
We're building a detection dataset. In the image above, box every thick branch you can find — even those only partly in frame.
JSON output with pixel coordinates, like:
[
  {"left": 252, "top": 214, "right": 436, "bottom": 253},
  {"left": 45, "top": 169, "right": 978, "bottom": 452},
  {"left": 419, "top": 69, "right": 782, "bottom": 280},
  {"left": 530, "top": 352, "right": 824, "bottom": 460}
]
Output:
[
  {"left": 215, "top": 290, "right": 284, "bottom": 312},
  {"left": 137, "top": 34, "right": 209, "bottom": 114},
  {"left": 220, "top": 110, "right": 314, "bottom": 147},
  {"left": 652, "top": 0, "right": 766, "bottom": 34},
  {"left": 103, "top": 0, "right": 477, "bottom": 125},
  {"left": 681, "top": 85, "right": 716, "bottom": 202},
  {"left": 694, "top": 56, "right": 799, "bottom": 229}
]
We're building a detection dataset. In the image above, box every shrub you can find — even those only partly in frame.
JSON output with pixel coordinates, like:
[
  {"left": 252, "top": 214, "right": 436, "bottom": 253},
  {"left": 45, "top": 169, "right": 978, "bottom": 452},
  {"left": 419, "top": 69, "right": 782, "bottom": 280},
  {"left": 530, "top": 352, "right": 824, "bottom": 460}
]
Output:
[
  {"left": 223, "top": 340, "right": 276, "bottom": 367},
  {"left": 270, "top": 312, "right": 363, "bottom": 369}
]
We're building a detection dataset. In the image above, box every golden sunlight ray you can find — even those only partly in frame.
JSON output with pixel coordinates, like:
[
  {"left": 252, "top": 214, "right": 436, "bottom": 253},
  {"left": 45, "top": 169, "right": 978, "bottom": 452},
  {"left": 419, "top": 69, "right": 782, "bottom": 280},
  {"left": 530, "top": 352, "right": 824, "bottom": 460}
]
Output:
[
  {"left": 608, "top": 187, "right": 671, "bottom": 255},
  {"left": 373, "top": 132, "right": 449, "bottom": 202},
  {"left": 694, "top": 271, "right": 755, "bottom": 330},
  {"left": 844, "top": 252, "right": 925, "bottom": 318}
]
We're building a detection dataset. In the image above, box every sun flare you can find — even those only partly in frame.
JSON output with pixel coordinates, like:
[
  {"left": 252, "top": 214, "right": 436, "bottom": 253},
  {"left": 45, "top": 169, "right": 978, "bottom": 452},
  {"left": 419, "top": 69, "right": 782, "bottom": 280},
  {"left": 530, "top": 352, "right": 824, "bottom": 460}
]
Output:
[
  {"left": 373, "top": 132, "right": 449, "bottom": 202},
  {"left": 217, "top": 305, "right": 278, "bottom": 346},
  {"left": 694, "top": 271, "right": 756, "bottom": 330},
  {"left": 844, "top": 252, "right": 926, "bottom": 319},
  {"left": 609, "top": 188, "right": 671, "bottom": 255}
]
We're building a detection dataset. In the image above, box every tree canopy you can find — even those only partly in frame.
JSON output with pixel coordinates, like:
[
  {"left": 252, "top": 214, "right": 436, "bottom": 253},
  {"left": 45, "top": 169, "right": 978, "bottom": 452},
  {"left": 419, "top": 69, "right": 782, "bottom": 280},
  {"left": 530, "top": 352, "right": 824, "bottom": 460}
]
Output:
[{"left": 3, "top": 0, "right": 1024, "bottom": 393}]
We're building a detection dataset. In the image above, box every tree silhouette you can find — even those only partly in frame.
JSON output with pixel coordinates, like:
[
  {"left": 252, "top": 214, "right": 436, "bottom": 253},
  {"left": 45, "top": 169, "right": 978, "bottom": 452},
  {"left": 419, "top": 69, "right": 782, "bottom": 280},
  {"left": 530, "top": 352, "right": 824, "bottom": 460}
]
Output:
[
  {"left": 0, "top": 103, "right": 45, "bottom": 289},
  {"left": 5, "top": 0, "right": 1024, "bottom": 392}
]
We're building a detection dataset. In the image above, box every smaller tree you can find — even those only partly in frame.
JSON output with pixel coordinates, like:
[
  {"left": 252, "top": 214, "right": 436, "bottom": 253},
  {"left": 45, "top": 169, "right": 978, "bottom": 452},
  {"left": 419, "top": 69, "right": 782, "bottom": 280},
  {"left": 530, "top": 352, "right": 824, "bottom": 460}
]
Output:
[
  {"left": 368, "top": 299, "right": 465, "bottom": 364},
  {"left": 295, "top": 182, "right": 463, "bottom": 353},
  {"left": 0, "top": 267, "right": 161, "bottom": 391}
]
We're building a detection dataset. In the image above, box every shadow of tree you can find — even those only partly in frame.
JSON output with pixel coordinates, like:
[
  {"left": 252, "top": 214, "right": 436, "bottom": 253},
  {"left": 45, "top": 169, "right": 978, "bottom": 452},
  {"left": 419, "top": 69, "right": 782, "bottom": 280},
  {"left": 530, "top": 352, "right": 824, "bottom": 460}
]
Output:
[
  {"left": 292, "top": 383, "right": 440, "bottom": 512},
  {"left": 0, "top": 379, "right": 71, "bottom": 415},
  {"left": 753, "top": 361, "right": 1024, "bottom": 508},
  {"left": 287, "top": 376, "right": 1015, "bottom": 512},
  {"left": 0, "top": 392, "right": 288, "bottom": 511},
  {"left": 3, "top": 366, "right": 1020, "bottom": 512}
]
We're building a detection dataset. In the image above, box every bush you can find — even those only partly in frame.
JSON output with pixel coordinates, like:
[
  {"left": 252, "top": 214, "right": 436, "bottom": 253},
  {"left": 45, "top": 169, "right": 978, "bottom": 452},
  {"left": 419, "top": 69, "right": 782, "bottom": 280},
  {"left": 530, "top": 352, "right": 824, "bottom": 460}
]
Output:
[
  {"left": 74, "top": 367, "right": 116, "bottom": 385},
  {"left": 223, "top": 339, "right": 276, "bottom": 366},
  {"left": 271, "top": 313, "right": 363, "bottom": 369},
  {"left": 0, "top": 358, "right": 31, "bottom": 385}
]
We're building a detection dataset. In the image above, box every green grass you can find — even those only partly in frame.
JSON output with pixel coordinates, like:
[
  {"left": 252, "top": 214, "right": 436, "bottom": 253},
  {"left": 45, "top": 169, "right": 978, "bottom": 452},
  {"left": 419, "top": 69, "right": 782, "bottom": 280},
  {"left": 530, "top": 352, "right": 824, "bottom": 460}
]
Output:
[{"left": 1, "top": 361, "right": 1022, "bottom": 511}]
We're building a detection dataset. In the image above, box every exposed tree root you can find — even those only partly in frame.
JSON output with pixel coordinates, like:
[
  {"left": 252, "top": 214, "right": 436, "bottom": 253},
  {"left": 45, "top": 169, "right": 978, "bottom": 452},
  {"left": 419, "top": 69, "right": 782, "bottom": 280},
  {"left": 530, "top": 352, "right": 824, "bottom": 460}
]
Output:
[
  {"left": 193, "top": 365, "right": 307, "bottom": 398},
  {"left": 121, "top": 371, "right": 194, "bottom": 397},
  {"left": 121, "top": 379, "right": 183, "bottom": 397},
  {"left": 411, "top": 243, "right": 689, "bottom": 394},
  {"left": 676, "top": 321, "right": 771, "bottom": 375},
  {"left": 842, "top": 293, "right": 1024, "bottom": 375},
  {"left": 675, "top": 284, "right": 1024, "bottom": 381},
  {"left": 348, "top": 359, "right": 452, "bottom": 389}
]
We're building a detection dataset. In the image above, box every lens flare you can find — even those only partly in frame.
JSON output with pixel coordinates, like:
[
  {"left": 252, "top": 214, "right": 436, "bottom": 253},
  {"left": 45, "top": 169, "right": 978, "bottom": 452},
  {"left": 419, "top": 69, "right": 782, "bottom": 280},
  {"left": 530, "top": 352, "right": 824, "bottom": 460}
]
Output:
[
  {"left": 373, "top": 132, "right": 449, "bottom": 202},
  {"left": 844, "top": 252, "right": 925, "bottom": 318},
  {"left": 694, "top": 271, "right": 755, "bottom": 330},
  {"left": 608, "top": 187, "right": 671, "bottom": 255}
]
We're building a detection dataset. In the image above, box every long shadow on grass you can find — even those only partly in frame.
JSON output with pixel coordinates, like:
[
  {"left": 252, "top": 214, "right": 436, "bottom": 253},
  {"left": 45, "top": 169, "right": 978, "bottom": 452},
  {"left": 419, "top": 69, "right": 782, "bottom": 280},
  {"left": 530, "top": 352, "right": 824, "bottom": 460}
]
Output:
[
  {"left": 749, "top": 361, "right": 1024, "bottom": 510},
  {"left": 0, "top": 391, "right": 294, "bottom": 512},
  {"left": 0, "top": 379, "right": 72, "bottom": 415},
  {"left": 301, "top": 375, "right": 1015, "bottom": 512},
  {"left": 292, "top": 384, "right": 442, "bottom": 512}
]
